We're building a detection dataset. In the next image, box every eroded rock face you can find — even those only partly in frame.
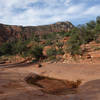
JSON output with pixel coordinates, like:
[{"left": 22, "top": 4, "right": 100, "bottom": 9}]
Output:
[
  {"left": 25, "top": 73, "right": 81, "bottom": 95},
  {"left": 0, "top": 21, "right": 74, "bottom": 44}
]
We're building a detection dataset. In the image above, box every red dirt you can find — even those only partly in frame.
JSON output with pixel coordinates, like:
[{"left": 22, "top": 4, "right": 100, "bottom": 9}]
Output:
[{"left": 0, "top": 62, "right": 100, "bottom": 100}]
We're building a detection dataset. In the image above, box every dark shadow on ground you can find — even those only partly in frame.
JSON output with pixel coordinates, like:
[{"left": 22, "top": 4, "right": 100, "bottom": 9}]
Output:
[
  {"left": 0, "top": 62, "right": 35, "bottom": 68},
  {"left": 69, "top": 79, "right": 100, "bottom": 100},
  {"left": 25, "top": 73, "right": 81, "bottom": 95}
]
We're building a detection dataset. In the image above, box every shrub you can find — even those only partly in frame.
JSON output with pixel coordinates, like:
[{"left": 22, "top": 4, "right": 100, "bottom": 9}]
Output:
[
  {"left": 48, "top": 56, "right": 56, "bottom": 61},
  {"left": 33, "top": 35, "right": 40, "bottom": 42},
  {"left": 56, "top": 42, "right": 64, "bottom": 48},
  {"left": 0, "top": 42, "right": 13, "bottom": 55},
  {"left": 57, "top": 48, "right": 64, "bottom": 55},
  {"left": 94, "top": 47, "right": 100, "bottom": 51},
  {"left": 46, "top": 48, "right": 57, "bottom": 57},
  {"left": 12, "top": 40, "right": 28, "bottom": 55},
  {"left": 86, "top": 20, "right": 96, "bottom": 30},
  {"left": 45, "top": 40, "right": 53, "bottom": 46},
  {"left": 42, "top": 33, "right": 56, "bottom": 40},
  {"left": 29, "top": 45, "right": 43, "bottom": 61},
  {"left": 57, "top": 31, "right": 71, "bottom": 37},
  {"left": 66, "top": 33, "right": 82, "bottom": 55}
]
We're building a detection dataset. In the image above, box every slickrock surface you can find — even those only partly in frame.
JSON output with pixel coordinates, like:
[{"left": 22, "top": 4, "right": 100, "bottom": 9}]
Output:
[{"left": 0, "top": 62, "right": 100, "bottom": 100}]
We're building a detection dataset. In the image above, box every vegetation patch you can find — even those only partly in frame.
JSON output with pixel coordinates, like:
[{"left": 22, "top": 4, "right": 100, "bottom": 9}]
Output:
[{"left": 0, "top": 16, "right": 100, "bottom": 62}]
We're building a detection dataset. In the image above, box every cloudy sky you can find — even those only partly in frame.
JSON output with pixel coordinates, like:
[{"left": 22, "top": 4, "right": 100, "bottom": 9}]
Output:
[{"left": 0, "top": 0, "right": 100, "bottom": 26}]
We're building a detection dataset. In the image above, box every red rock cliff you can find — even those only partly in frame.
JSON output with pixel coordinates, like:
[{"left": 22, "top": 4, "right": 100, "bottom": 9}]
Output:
[{"left": 0, "top": 21, "right": 74, "bottom": 44}]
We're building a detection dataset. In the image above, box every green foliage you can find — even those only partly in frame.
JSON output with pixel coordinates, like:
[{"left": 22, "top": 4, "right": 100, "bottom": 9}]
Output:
[
  {"left": 57, "top": 48, "right": 64, "bottom": 55},
  {"left": 1, "top": 16, "right": 100, "bottom": 60},
  {"left": 95, "top": 16, "right": 100, "bottom": 34},
  {"left": 33, "top": 35, "right": 40, "bottom": 42},
  {"left": 56, "top": 41, "right": 64, "bottom": 48},
  {"left": 46, "top": 48, "right": 57, "bottom": 57},
  {"left": 42, "top": 34, "right": 49, "bottom": 40},
  {"left": 0, "top": 42, "right": 13, "bottom": 55},
  {"left": 86, "top": 20, "right": 96, "bottom": 30},
  {"left": 0, "top": 39, "right": 29, "bottom": 56},
  {"left": 67, "top": 33, "right": 82, "bottom": 55},
  {"left": 45, "top": 40, "right": 53, "bottom": 46},
  {"left": 66, "top": 16, "right": 100, "bottom": 55},
  {"left": 96, "top": 16, "right": 100, "bottom": 24},
  {"left": 29, "top": 45, "right": 43, "bottom": 61},
  {"left": 48, "top": 56, "right": 56, "bottom": 61},
  {"left": 13, "top": 40, "right": 27, "bottom": 55},
  {"left": 94, "top": 46, "right": 100, "bottom": 51},
  {"left": 42, "top": 31, "right": 71, "bottom": 41},
  {"left": 56, "top": 31, "right": 71, "bottom": 37},
  {"left": 42, "top": 33, "right": 56, "bottom": 40}
]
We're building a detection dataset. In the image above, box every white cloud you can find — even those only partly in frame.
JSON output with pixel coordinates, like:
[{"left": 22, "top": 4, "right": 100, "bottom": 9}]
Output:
[
  {"left": 0, "top": 0, "right": 100, "bottom": 26},
  {"left": 66, "top": 4, "right": 85, "bottom": 14},
  {"left": 83, "top": 5, "right": 100, "bottom": 16},
  {"left": 64, "top": 0, "right": 72, "bottom": 6}
]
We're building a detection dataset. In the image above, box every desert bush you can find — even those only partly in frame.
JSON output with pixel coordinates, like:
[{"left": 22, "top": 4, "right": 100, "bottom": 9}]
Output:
[
  {"left": 46, "top": 48, "right": 57, "bottom": 57},
  {"left": 29, "top": 45, "right": 44, "bottom": 61},
  {"left": 45, "top": 40, "right": 53, "bottom": 46},
  {"left": 56, "top": 41, "right": 64, "bottom": 48},
  {"left": 48, "top": 56, "right": 56, "bottom": 61},
  {"left": 57, "top": 48, "right": 64, "bottom": 55},
  {"left": 12, "top": 40, "right": 28, "bottom": 55},
  {"left": 86, "top": 20, "right": 96, "bottom": 30},
  {"left": 42, "top": 33, "right": 56, "bottom": 40},
  {"left": 32, "top": 35, "right": 40, "bottom": 42},
  {"left": 0, "top": 42, "right": 13, "bottom": 55},
  {"left": 66, "top": 32, "right": 82, "bottom": 55},
  {"left": 66, "top": 17, "right": 100, "bottom": 55},
  {"left": 94, "top": 46, "right": 100, "bottom": 51},
  {"left": 57, "top": 31, "right": 71, "bottom": 37}
]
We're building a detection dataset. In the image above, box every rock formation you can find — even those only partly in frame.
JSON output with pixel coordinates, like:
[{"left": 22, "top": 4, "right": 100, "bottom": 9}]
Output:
[{"left": 0, "top": 21, "right": 74, "bottom": 44}]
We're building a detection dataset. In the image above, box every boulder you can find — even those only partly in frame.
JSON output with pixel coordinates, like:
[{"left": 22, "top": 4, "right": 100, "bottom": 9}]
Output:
[
  {"left": 43, "top": 46, "right": 52, "bottom": 56},
  {"left": 35, "top": 63, "right": 42, "bottom": 68}
]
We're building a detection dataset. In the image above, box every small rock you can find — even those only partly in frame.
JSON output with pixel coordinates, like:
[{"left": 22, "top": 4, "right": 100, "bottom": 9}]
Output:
[{"left": 36, "top": 64, "right": 42, "bottom": 68}]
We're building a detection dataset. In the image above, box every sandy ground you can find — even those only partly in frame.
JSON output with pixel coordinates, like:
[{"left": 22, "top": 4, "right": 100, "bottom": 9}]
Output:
[{"left": 0, "top": 62, "right": 100, "bottom": 100}]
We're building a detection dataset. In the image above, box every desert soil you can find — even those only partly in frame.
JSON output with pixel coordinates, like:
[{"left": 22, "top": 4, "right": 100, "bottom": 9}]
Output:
[{"left": 0, "top": 62, "right": 100, "bottom": 100}]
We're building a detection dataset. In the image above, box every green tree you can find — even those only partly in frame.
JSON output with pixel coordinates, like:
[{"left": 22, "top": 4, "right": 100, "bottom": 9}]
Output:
[
  {"left": 86, "top": 20, "right": 96, "bottom": 30},
  {"left": 11, "top": 40, "right": 28, "bottom": 55},
  {"left": 46, "top": 48, "right": 57, "bottom": 57},
  {"left": 95, "top": 16, "right": 100, "bottom": 33},
  {"left": 29, "top": 45, "right": 43, "bottom": 61},
  {"left": 67, "top": 33, "right": 82, "bottom": 55},
  {"left": 0, "top": 42, "right": 13, "bottom": 55}
]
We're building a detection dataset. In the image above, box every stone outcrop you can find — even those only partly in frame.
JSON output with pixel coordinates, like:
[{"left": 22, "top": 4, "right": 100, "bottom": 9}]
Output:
[
  {"left": 42, "top": 46, "right": 52, "bottom": 57},
  {"left": 0, "top": 21, "right": 74, "bottom": 44}
]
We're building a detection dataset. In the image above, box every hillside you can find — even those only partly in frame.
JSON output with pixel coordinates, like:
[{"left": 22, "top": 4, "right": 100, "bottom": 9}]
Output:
[
  {"left": 0, "top": 16, "right": 100, "bottom": 64},
  {"left": 0, "top": 21, "right": 73, "bottom": 44}
]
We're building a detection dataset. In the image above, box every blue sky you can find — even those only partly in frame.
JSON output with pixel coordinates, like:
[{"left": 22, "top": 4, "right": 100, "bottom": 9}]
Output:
[{"left": 0, "top": 0, "right": 100, "bottom": 26}]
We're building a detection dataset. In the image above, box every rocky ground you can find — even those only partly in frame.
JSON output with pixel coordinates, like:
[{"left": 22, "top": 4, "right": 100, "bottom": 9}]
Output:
[{"left": 0, "top": 62, "right": 100, "bottom": 100}]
